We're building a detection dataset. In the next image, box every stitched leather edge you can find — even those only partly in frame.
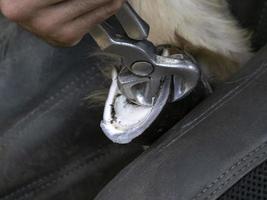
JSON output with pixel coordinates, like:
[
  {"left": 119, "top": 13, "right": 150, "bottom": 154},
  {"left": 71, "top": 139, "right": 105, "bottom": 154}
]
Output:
[
  {"left": 0, "top": 145, "right": 135, "bottom": 200},
  {"left": 1, "top": 68, "right": 95, "bottom": 141},
  {"left": 158, "top": 62, "right": 267, "bottom": 152},
  {"left": 192, "top": 141, "right": 267, "bottom": 200}
]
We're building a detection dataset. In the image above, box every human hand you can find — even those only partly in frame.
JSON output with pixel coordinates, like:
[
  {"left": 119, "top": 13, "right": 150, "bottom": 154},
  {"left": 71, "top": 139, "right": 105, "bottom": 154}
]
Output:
[{"left": 0, "top": 0, "right": 125, "bottom": 46}]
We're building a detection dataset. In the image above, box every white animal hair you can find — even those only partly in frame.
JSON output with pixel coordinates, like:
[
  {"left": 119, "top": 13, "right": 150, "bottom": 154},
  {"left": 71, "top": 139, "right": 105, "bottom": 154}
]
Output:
[{"left": 129, "top": 0, "right": 252, "bottom": 82}]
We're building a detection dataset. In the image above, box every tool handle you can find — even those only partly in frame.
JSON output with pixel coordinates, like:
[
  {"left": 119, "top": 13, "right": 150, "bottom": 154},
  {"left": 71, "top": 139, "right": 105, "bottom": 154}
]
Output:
[{"left": 115, "top": 2, "right": 149, "bottom": 40}]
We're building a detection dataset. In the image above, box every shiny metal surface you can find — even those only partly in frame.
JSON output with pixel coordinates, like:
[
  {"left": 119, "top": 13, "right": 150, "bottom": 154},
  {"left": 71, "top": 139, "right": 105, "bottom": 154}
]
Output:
[
  {"left": 131, "top": 61, "right": 154, "bottom": 77},
  {"left": 117, "top": 67, "right": 162, "bottom": 106},
  {"left": 89, "top": 1, "right": 200, "bottom": 106},
  {"left": 115, "top": 2, "right": 149, "bottom": 40}
]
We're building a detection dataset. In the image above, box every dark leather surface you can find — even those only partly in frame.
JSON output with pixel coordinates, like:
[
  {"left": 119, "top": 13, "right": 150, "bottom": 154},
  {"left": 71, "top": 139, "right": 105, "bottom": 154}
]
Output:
[
  {"left": 228, "top": 0, "right": 267, "bottom": 50},
  {"left": 0, "top": 17, "right": 144, "bottom": 200},
  {"left": 96, "top": 45, "right": 267, "bottom": 200},
  {"left": 228, "top": 0, "right": 264, "bottom": 29},
  {"left": 1, "top": 1, "right": 267, "bottom": 199}
]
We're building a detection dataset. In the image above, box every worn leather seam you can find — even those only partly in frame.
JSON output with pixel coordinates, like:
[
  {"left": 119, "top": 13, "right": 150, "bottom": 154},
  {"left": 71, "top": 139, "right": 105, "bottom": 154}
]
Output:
[
  {"left": 192, "top": 141, "right": 267, "bottom": 200},
  {"left": 0, "top": 146, "right": 118, "bottom": 200},
  {"left": 159, "top": 62, "right": 267, "bottom": 151},
  {"left": 2, "top": 69, "right": 93, "bottom": 140},
  {"left": 205, "top": 152, "right": 267, "bottom": 200},
  {"left": 107, "top": 62, "right": 267, "bottom": 186}
]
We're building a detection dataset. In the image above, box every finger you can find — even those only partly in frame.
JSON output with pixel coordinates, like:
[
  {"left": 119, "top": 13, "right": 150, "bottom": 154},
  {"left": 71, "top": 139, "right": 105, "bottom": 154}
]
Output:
[
  {"left": 0, "top": 0, "right": 66, "bottom": 21},
  {"left": 19, "top": 21, "right": 77, "bottom": 47},
  {"left": 31, "top": 0, "right": 66, "bottom": 8},
  {"left": 64, "top": 0, "right": 124, "bottom": 36},
  {"left": 26, "top": 0, "right": 114, "bottom": 35},
  {"left": 38, "top": 0, "right": 124, "bottom": 46},
  {"left": 45, "top": 0, "right": 113, "bottom": 22}
]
